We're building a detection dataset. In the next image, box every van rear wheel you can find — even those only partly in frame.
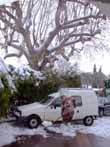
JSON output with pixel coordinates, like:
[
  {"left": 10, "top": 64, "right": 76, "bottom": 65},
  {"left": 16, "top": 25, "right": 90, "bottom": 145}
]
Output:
[{"left": 83, "top": 116, "right": 94, "bottom": 126}]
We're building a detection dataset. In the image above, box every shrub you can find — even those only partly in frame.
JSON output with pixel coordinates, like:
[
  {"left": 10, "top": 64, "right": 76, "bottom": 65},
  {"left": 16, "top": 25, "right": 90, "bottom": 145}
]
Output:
[
  {"left": 14, "top": 72, "right": 39, "bottom": 105},
  {"left": 7, "top": 66, "right": 81, "bottom": 105},
  {"left": 0, "top": 74, "right": 12, "bottom": 117}
]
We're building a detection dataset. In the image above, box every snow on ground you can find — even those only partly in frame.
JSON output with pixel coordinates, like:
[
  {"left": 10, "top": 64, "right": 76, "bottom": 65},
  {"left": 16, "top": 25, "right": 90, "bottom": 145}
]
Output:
[
  {"left": 44, "top": 117, "right": 110, "bottom": 138},
  {"left": 80, "top": 117, "right": 110, "bottom": 138},
  {"left": 1, "top": 117, "right": 110, "bottom": 146},
  {"left": 0, "top": 123, "right": 47, "bottom": 147},
  {"left": 46, "top": 123, "right": 77, "bottom": 137}
]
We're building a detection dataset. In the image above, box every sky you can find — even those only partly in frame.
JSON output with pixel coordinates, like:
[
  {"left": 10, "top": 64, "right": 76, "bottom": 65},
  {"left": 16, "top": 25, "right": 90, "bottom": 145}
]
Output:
[
  {"left": 80, "top": 52, "right": 110, "bottom": 75},
  {"left": 79, "top": 23, "right": 110, "bottom": 75},
  {"left": 0, "top": 0, "right": 17, "bottom": 5}
]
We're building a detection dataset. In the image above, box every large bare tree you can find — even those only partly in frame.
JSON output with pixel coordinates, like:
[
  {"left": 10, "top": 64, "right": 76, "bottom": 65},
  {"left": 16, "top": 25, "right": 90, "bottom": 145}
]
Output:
[{"left": 0, "top": 0, "right": 104, "bottom": 71}]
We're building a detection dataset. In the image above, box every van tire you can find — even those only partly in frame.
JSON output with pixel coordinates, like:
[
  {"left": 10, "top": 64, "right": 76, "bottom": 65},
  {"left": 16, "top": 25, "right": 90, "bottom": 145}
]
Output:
[
  {"left": 99, "top": 108, "right": 104, "bottom": 117},
  {"left": 83, "top": 116, "right": 94, "bottom": 126},
  {"left": 27, "top": 115, "right": 41, "bottom": 129}
]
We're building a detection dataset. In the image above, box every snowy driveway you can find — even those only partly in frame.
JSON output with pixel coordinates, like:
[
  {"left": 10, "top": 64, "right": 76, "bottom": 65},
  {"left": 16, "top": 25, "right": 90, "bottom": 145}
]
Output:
[{"left": 1, "top": 117, "right": 110, "bottom": 146}]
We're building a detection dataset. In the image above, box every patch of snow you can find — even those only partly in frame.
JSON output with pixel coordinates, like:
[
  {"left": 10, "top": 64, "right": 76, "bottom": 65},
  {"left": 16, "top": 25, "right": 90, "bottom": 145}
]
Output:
[
  {"left": 47, "top": 123, "right": 76, "bottom": 137},
  {"left": 44, "top": 117, "right": 110, "bottom": 138},
  {"left": 26, "top": 67, "right": 45, "bottom": 80},
  {"left": 42, "top": 121, "right": 53, "bottom": 127},
  {"left": 0, "top": 123, "right": 47, "bottom": 147},
  {"left": 80, "top": 117, "right": 110, "bottom": 138},
  {"left": 11, "top": 65, "right": 45, "bottom": 80}
]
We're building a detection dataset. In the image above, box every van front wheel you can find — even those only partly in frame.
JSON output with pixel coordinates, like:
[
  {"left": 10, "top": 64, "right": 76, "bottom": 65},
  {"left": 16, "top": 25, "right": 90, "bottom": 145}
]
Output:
[
  {"left": 83, "top": 116, "right": 94, "bottom": 126},
  {"left": 27, "top": 115, "right": 41, "bottom": 129}
]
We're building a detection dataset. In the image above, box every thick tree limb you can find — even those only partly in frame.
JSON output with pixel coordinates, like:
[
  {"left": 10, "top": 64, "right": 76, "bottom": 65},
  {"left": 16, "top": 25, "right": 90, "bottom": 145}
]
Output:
[{"left": 4, "top": 53, "right": 22, "bottom": 59}]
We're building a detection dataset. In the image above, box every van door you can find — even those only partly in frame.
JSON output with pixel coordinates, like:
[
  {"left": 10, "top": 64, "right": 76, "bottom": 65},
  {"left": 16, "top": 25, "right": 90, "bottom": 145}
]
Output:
[
  {"left": 73, "top": 96, "right": 83, "bottom": 120},
  {"left": 44, "top": 98, "right": 62, "bottom": 121}
]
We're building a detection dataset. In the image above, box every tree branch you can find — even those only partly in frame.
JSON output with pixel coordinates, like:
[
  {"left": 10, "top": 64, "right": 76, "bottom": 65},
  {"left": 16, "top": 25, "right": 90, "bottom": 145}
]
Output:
[{"left": 4, "top": 52, "right": 22, "bottom": 59}]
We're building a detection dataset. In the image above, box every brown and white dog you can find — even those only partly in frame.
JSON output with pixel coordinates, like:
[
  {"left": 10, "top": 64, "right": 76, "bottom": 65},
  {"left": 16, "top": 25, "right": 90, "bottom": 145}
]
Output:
[{"left": 61, "top": 95, "right": 75, "bottom": 123}]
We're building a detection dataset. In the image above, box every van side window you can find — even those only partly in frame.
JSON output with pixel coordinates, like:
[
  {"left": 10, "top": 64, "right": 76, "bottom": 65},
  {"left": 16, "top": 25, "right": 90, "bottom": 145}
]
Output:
[
  {"left": 52, "top": 96, "right": 82, "bottom": 107},
  {"left": 72, "top": 96, "right": 82, "bottom": 107}
]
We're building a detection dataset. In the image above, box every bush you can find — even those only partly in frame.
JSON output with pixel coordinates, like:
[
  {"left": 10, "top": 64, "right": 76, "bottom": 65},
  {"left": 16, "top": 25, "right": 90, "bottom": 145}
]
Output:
[
  {"left": 0, "top": 89, "right": 11, "bottom": 117},
  {"left": 7, "top": 66, "right": 81, "bottom": 105},
  {"left": 0, "top": 74, "right": 12, "bottom": 117},
  {"left": 14, "top": 72, "right": 39, "bottom": 105},
  {"left": 63, "top": 75, "right": 81, "bottom": 87},
  {"left": 36, "top": 71, "right": 81, "bottom": 102},
  {"left": 13, "top": 71, "right": 63, "bottom": 104}
]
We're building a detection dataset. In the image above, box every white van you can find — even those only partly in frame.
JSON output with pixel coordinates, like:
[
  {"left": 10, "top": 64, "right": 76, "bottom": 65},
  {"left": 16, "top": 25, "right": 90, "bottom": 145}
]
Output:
[{"left": 18, "top": 88, "right": 98, "bottom": 128}]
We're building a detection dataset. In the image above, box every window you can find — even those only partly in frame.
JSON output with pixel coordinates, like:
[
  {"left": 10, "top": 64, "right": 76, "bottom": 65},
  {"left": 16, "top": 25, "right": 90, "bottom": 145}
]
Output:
[
  {"left": 73, "top": 96, "right": 82, "bottom": 107},
  {"left": 52, "top": 96, "right": 82, "bottom": 107}
]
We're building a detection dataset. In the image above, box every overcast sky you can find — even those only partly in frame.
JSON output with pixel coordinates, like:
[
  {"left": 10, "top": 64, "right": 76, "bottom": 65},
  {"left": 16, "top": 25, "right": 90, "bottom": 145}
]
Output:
[
  {"left": 80, "top": 52, "right": 110, "bottom": 75},
  {"left": 0, "top": 0, "right": 17, "bottom": 5}
]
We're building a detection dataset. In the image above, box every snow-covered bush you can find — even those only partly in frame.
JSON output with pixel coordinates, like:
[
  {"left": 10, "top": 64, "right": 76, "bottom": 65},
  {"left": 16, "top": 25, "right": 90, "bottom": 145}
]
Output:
[
  {"left": 8, "top": 65, "right": 45, "bottom": 105},
  {"left": 7, "top": 65, "right": 81, "bottom": 105},
  {"left": 14, "top": 72, "right": 40, "bottom": 105}
]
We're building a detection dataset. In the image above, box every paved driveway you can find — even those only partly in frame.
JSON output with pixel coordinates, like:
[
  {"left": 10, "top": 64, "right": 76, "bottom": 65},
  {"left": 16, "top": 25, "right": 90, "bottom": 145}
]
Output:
[{"left": 4, "top": 133, "right": 110, "bottom": 147}]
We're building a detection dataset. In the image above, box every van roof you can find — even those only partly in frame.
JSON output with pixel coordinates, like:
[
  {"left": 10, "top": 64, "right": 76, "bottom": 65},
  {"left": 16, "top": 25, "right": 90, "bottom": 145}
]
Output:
[
  {"left": 49, "top": 88, "right": 95, "bottom": 98},
  {"left": 60, "top": 88, "right": 94, "bottom": 91}
]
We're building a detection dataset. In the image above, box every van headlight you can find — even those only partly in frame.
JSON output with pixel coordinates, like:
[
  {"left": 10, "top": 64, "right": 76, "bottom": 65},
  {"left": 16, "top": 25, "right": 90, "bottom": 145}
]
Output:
[{"left": 13, "top": 109, "right": 22, "bottom": 118}]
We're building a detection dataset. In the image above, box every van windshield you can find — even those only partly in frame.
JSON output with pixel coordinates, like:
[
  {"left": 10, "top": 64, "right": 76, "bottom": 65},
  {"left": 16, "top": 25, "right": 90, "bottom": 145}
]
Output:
[{"left": 40, "top": 96, "right": 54, "bottom": 105}]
